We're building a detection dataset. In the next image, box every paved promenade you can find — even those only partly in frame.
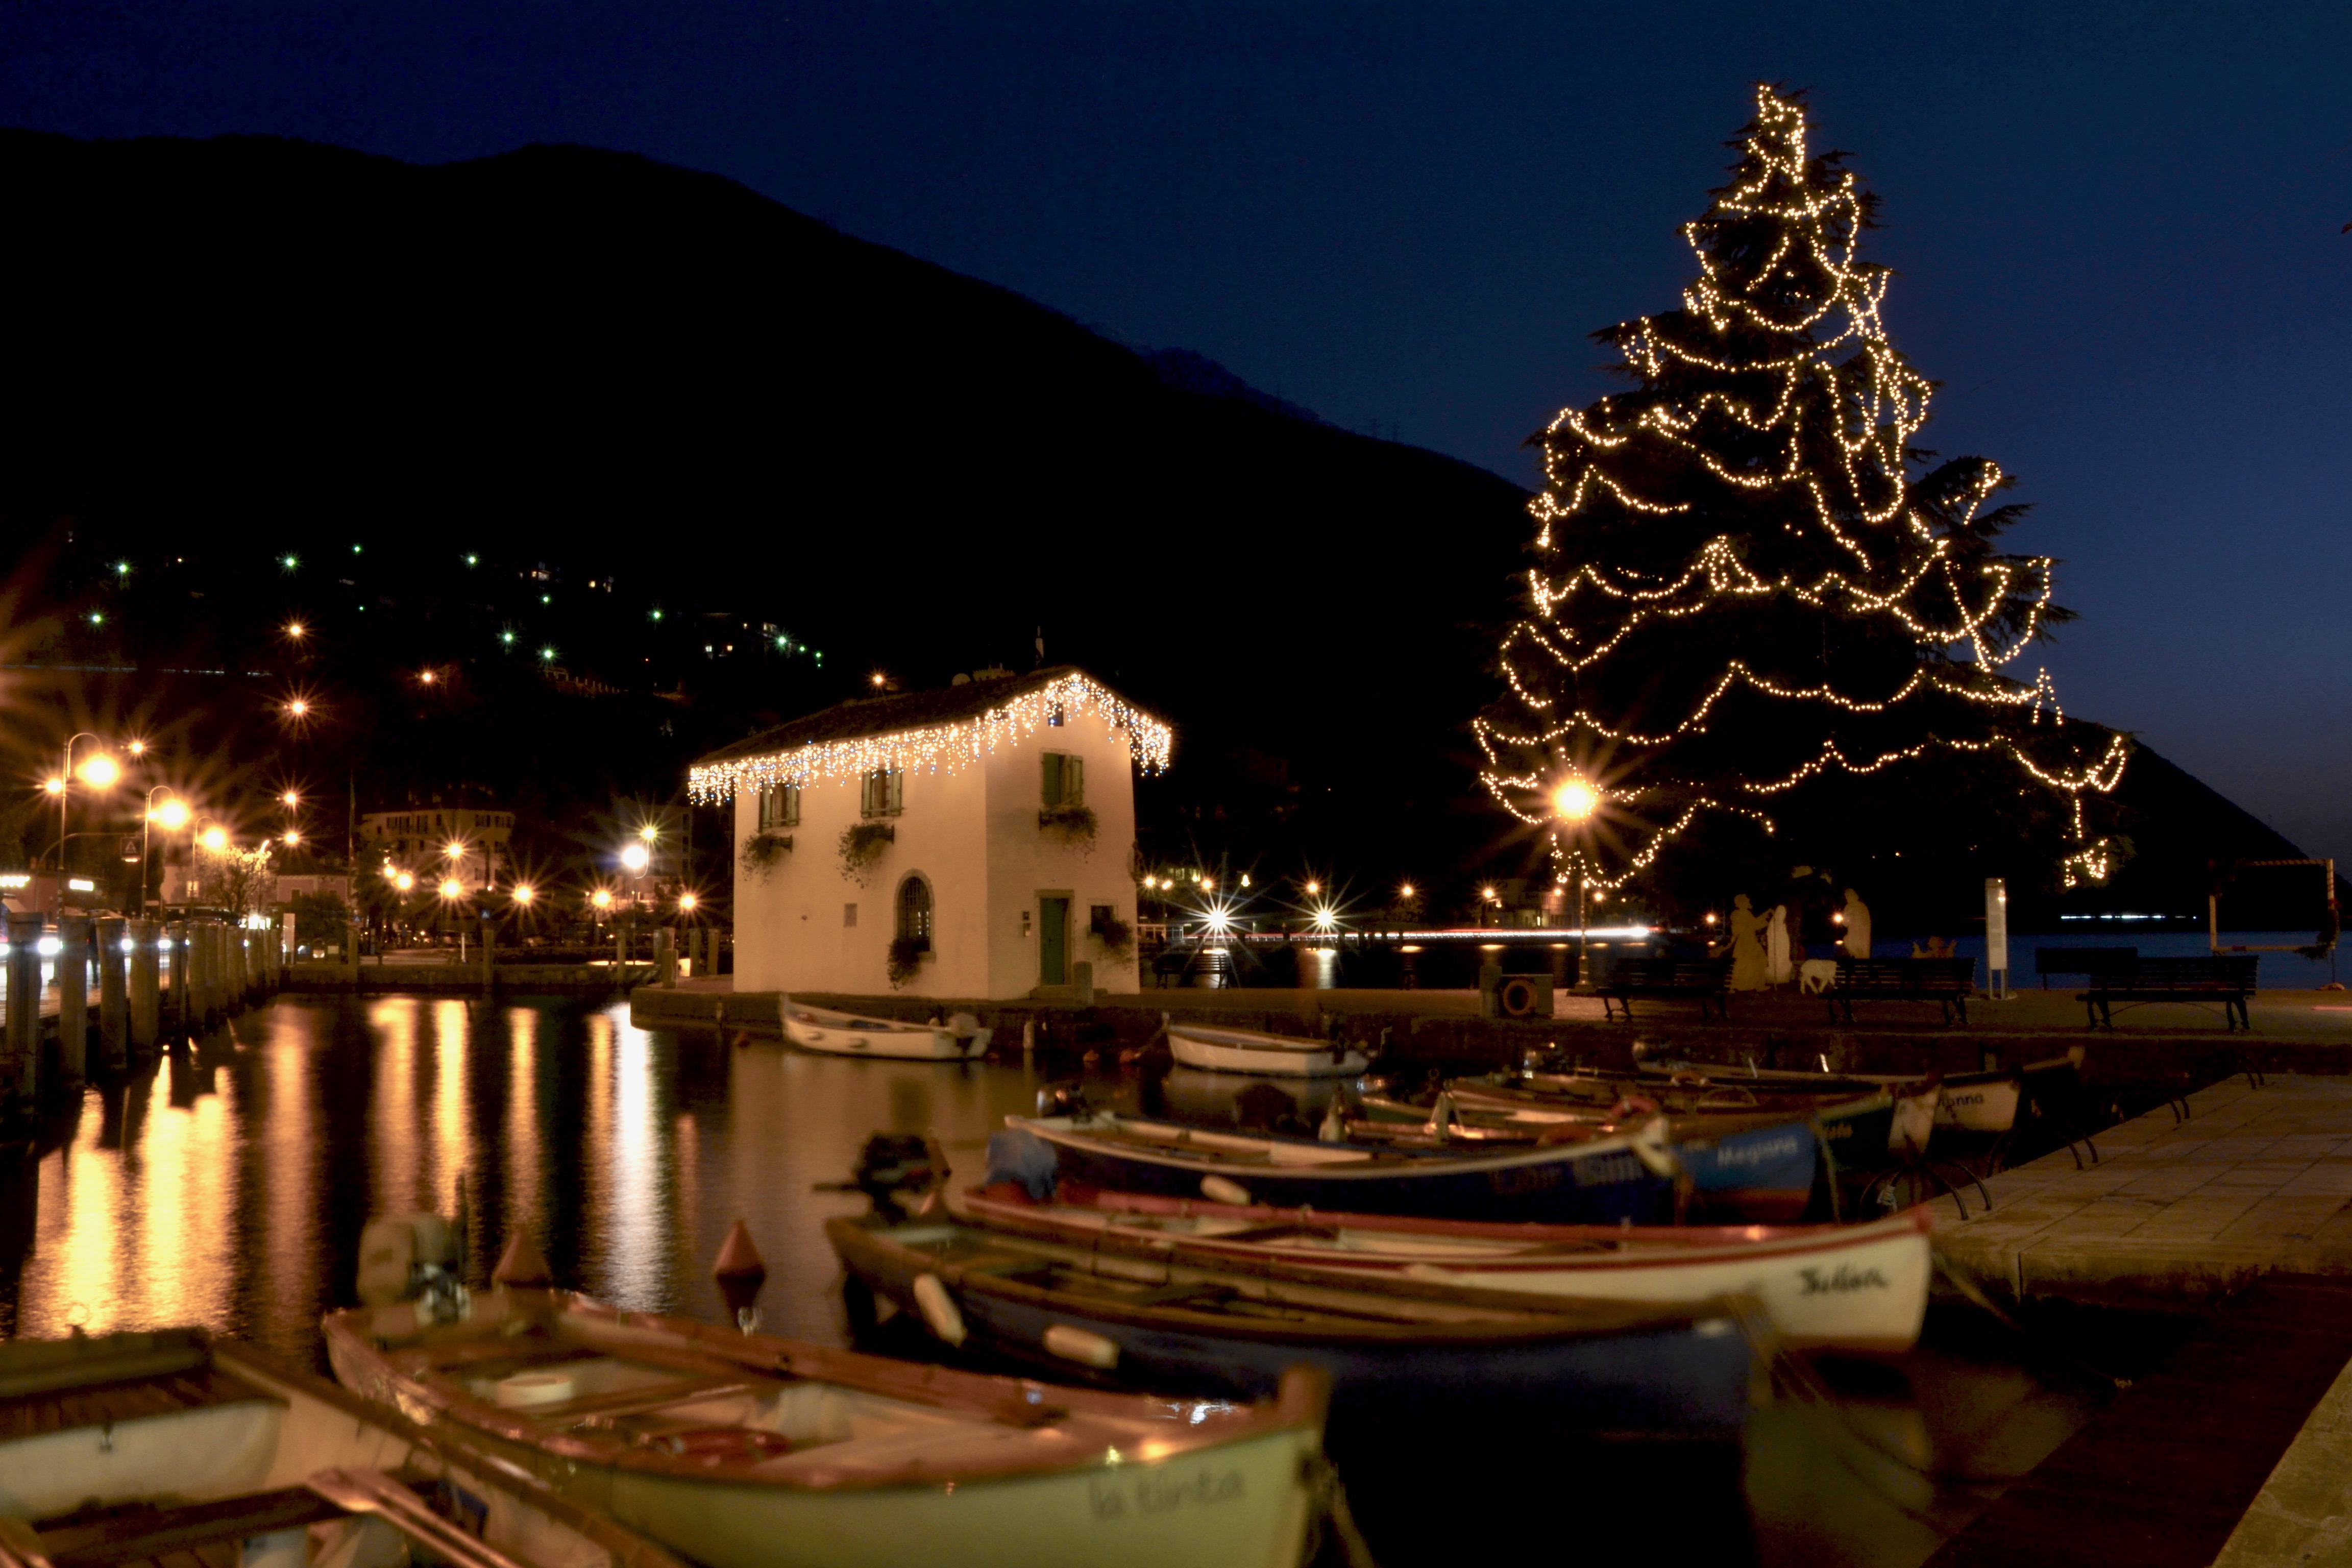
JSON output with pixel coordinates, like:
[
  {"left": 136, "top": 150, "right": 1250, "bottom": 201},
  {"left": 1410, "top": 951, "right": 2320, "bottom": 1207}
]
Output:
[{"left": 1939, "top": 1075, "right": 2352, "bottom": 1308}]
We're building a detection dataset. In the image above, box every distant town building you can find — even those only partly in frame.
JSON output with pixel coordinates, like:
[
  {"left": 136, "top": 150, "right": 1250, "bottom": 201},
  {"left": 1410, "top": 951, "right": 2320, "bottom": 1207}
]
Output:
[
  {"left": 358, "top": 806, "right": 514, "bottom": 889},
  {"left": 691, "top": 667, "right": 1169, "bottom": 1000}
]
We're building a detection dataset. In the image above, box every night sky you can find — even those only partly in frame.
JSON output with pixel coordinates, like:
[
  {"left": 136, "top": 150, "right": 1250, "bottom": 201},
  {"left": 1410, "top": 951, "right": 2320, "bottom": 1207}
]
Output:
[{"left": 6, "top": 2, "right": 2350, "bottom": 859}]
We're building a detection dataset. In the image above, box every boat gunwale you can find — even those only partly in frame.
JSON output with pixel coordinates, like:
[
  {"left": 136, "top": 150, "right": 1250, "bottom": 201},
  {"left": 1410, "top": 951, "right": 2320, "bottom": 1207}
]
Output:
[
  {"left": 951, "top": 1185, "right": 1933, "bottom": 1278},
  {"left": 321, "top": 1289, "right": 1327, "bottom": 1491},
  {"left": 829, "top": 1215, "right": 1738, "bottom": 1348},
  {"left": 1015, "top": 1113, "right": 1663, "bottom": 1180}
]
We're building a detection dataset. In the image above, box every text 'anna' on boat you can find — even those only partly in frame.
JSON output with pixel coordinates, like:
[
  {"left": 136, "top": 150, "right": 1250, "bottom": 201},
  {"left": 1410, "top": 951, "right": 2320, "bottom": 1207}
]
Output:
[{"left": 320, "top": 1214, "right": 1335, "bottom": 1568}]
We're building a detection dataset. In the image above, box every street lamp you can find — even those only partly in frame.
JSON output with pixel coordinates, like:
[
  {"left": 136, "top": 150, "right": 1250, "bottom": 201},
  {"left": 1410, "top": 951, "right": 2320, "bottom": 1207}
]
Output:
[
  {"left": 1553, "top": 772, "right": 1600, "bottom": 986},
  {"left": 55, "top": 732, "right": 120, "bottom": 912},
  {"left": 620, "top": 841, "right": 651, "bottom": 875},
  {"left": 678, "top": 891, "right": 698, "bottom": 914},
  {"left": 511, "top": 882, "right": 536, "bottom": 906}
]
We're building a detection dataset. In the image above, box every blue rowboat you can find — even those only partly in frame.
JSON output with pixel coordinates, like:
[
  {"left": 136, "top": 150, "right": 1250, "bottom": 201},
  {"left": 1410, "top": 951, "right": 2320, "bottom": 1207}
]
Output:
[
  {"left": 1002, "top": 1111, "right": 1683, "bottom": 1224},
  {"left": 825, "top": 1212, "right": 1756, "bottom": 1447}
]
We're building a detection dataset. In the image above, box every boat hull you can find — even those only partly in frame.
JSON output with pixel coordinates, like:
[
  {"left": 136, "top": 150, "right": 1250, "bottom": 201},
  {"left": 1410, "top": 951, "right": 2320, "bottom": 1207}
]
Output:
[
  {"left": 1017, "top": 1116, "right": 1680, "bottom": 1224},
  {"left": 782, "top": 1006, "right": 986, "bottom": 1061},
  {"left": 1168, "top": 1029, "right": 1368, "bottom": 1078},
  {"left": 323, "top": 1292, "right": 1321, "bottom": 1568},
  {"left": 832, "top": 1219, "right": 1754, "bottom": 1446},
  {"left": 964, "top": 1190, "right": 1932, "bottom": 1353}
]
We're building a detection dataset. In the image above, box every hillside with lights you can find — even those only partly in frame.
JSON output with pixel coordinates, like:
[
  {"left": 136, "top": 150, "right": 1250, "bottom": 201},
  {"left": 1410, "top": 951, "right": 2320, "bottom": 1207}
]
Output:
[{"left": 0, "top": 125, "right": 2328, "bottom": 929}]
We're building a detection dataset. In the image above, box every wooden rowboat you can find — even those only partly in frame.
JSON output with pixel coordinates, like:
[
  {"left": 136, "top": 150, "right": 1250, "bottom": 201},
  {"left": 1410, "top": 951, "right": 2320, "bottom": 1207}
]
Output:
[
  {"left": 780, "top": 997, "right": 992, "bottom": 1061},
  {"left": 955, "top": 1185, "right": 1934, "bottom": 1353},
  {"left": 0, "top": 1326, "right": 685, "bottom": 1568},
  {"left": 1004, "top": 1110, "right": 1684, "bottom": 1224},
  {"left": 1433, "top": 1069, "right": 1918, "bottom": 1167},
  {"left": 825, "top": 1212, "right": 1758, "bottom": 1444},
  {"left": 1166, "top": 1023, "right": 1369, "bottom": 1079},
  {"left": 322, "top": 1287, "right": 1330, "bottom": 1568}
]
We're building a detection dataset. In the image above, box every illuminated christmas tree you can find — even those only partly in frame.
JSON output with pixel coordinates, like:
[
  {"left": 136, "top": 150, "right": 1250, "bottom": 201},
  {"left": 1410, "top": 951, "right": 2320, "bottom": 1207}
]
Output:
[{"left": 1476, "top": 86, "right": 2128, "bottom": 898}]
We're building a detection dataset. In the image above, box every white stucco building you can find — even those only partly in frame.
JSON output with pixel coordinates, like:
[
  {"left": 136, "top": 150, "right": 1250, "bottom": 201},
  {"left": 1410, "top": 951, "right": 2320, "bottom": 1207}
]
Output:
[{"left": 690, "top": 667, "right": 1170, "bottom": 1000}]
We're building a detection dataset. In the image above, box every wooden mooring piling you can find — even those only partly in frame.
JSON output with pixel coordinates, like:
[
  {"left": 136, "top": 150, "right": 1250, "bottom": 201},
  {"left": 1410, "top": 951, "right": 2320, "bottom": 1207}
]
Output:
[{"left": 0, "top": 913, "right": 289, "bottom": 1115}]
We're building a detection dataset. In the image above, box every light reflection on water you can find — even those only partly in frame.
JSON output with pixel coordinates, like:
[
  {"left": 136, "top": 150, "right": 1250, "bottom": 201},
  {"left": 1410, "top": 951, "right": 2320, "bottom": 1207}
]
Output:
[
  {"left": 0, "top": 994, "right": 2141, "bottom": 1568},
  {"left": 0, "top": 995, "right": 1039, "bottom": 1361}
]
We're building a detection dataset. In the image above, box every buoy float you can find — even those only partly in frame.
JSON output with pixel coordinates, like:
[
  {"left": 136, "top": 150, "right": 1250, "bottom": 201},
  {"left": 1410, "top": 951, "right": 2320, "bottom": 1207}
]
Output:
[
  {"left": 1200, "top": 1174, "right": 1252, "bottom": 1206},
  {"left": 912, "top": 1272, "right": 966, "bottom": 1345},
  {"left": 491, "top": 1230, "right": 554, "bottom": 1289},
  {"left": 712, "top": 1219, "right": 769, "bottom": 1329},
  {"left": 1043, "top": 1323, "right": 1119, "bottom": 1369}
]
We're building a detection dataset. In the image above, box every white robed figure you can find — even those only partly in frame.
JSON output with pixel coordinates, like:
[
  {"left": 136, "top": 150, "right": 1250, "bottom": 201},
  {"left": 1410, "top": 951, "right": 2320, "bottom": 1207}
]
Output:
[
  {"left": 1842, "top": 889, "right": 1873, "bottom": 960},
  {"left": 1766, "top": 904, "right": 1792, "bottom": 986},
  {"left": 1728, "top": 894, "right": 1770, "bottom": 991}
]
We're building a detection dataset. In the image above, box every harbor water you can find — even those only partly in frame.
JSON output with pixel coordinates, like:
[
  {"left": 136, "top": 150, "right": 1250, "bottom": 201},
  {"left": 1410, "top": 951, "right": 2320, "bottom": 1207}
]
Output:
[{"left": 0, "top": 995, "right": 2187, "bottom": 1567}]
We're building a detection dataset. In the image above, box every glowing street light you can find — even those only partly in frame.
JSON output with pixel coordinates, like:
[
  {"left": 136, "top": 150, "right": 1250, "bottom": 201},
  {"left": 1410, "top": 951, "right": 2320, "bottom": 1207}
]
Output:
[
  {"left": 285, "top": 698, "right": 310, "bottom": 720},
  {"left": 1398, "top": 883, "right": 1417, "bottom": 901},
  {"left": 678, "top": 891, "right": 698, "bottom": 913},
  {"left": 76, "top": 752, "right": 120, "bottom": 790},
  {"left": 419, "top": 669, "right": 438, "bottom": 685},
  {"left": 281, "top": 791, "right": 300, "bottom": 808},
  {"left": 127, "top": 740, "right": 147, "bottom": 757},
  {"left": 443, "top": 840, "right": 465, "bottom": 861},
  {"left": 282, "top": 828, "right": 302, "bottom": 846},
  {"left": 42, "top": 777, "right": 64, "bottom": 797},
  {"left": 438, "top": 877, "right": 463, "bottom": 901},
  {"left": 393, "top": 870, "right": 415, "bottom": 893},
  {"left": 620, "top": 841, "right": 651, "bottom": 875},
  {"left": 591, "top": 888, "right": 615, "bottom": 912},
  {"left": 149, "top": 797, "right": 190, "bottom": 832},
  {"left": 1551, "top": 776, "right": 1600, "bottom": 823},
  {"left": 284, "top": 620, "right": 307, "bottom": 641},
  {"left": 1304, "top": 880, "right": 1320, "bottom": 896},
  {"left": 201, "top": 826, "right": 230, "bottom": 852},
  {"left": 511, "top": 883, "right": 536, "bottom": 905}
]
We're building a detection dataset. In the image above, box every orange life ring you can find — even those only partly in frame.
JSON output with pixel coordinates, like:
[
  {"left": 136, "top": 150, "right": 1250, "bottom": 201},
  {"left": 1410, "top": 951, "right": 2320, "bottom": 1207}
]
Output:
[{"left": 1499, "top": 976, "right": 1540, "bottom": 1019}]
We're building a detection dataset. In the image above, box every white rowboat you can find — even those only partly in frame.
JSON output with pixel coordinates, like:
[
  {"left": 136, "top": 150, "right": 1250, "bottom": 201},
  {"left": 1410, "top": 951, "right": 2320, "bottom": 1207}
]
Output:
[
  {"left": 781, "top": 996, "right": 992, "bottom": 1061},
  {"left": 1168, "top": 1022, "right": 1367, "bottom": 1078},
  {"left": 323, "top": 1288, "right": 1331, "bottom": 1568},
  {"left": 1, "top": 1326, "right": 688, "bottom": 1568},
  {"left": 961, "top": 1187, "right": 1934, "bottom": 1354}
]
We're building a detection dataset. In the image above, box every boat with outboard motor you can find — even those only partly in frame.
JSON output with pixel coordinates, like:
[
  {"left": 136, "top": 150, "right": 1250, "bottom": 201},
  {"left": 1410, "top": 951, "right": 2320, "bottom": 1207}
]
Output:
[
  {"left": 953, "top": 1182, "right": 1933, "bottom": 1353},
  {"left": 780, "top": 996, "right": 992, "bottom": 1061},
  {"left": 322, "top": 1283, "right": 1332, "bottom": 1568},
  {"left": 825, "top": 1209, "right": 1758, "bottom": 1447},
  {"left": 0, "top": 1326, "right": 689, "bottom": 1568}
]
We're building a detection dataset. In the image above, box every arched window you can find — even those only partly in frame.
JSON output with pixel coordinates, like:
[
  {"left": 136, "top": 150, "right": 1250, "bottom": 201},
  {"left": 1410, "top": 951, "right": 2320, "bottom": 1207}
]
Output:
[{"left": 896, "top": 875, "right": 933, "bottom": 947}]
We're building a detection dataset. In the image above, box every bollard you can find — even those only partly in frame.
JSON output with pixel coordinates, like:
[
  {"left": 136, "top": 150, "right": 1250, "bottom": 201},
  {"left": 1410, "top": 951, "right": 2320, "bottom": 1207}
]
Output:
[
  {"left": 56, "top": 916, "right": 90, "bottom": 1083},
  {"left": 166, "top": 920, "right": 189, "bottom": 1036},
  {"left": 657, "top": 928, "right": 677, "bottom": 988},
  {"left": 4, "top": 913, "right": 42, "bottom": 1099},
  {"left": 196, "top": 922, "right": 219, "bottom": 1025},
  {"left": 130, "top": 918, "right": 160, "bottom": 1054},
  {"left": 97, "top": 916, "right": 129, "bottom": 1073},
  {"left": 481, "top": 917, "right": 494, "bottom": 989}
]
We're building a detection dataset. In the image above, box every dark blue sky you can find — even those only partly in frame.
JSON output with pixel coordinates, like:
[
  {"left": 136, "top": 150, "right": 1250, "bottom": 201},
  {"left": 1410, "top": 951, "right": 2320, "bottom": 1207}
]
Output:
[{"left": 7, "top": 2, "right": 2351, "bottom": 860}]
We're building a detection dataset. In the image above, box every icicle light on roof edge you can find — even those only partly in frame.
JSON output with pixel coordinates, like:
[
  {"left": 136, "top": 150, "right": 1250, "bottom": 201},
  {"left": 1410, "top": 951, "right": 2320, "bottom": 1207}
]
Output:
[{"left": 688, "top": 672, "right": 1174, "bottom": 804}]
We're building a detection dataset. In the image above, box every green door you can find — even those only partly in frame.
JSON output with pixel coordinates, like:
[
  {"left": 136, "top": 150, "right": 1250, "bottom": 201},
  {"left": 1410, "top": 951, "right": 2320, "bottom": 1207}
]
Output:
[{"left": 1039, "top": 897, "right": 1070, "bottom": 987}]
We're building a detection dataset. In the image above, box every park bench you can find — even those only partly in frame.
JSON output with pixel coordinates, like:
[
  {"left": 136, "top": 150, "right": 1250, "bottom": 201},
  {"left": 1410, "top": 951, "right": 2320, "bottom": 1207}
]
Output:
[
  {"left": 1824, "top": 958, "right": 1976, "bottom": 1025},
  {"left": 2078, "top": 955, "right": 2259, "bottom": 1032},
  {"left": 2035, "top": 946, "right": 2136, "bottom": 989},
  {"left": 1598, "top": 956, "right": 1734, "bottom": 1022}
]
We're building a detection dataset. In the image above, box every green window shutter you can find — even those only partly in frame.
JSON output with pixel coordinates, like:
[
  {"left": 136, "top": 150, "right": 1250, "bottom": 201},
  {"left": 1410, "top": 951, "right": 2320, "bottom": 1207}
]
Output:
[
  {"left": 1069, "top": 755, "right": 1084, "bottom": 806},
  {"left": 1042, "top": 753, "right": 1064, "bottom": 807}
]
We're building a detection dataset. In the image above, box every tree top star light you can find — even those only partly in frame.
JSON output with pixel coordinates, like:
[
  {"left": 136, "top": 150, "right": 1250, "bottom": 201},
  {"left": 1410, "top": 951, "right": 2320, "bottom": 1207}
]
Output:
[{"left": 1476, "top": 86, "right": 2127, "bottom": 894}]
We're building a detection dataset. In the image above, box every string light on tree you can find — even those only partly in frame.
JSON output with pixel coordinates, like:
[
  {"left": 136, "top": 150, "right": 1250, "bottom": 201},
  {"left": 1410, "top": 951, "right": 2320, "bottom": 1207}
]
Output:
[{"left": 1475, "top": 85, "right": 2126, "bottom": 893}]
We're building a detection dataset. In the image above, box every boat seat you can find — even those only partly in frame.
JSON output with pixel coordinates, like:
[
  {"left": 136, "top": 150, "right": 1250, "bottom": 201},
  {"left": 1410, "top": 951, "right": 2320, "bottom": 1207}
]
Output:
[
  {"left": 31, "top": 1486, "right": 346, "bottom": 1568},
  {"left": 1126, "top": 1281, "right": 1238, "bottom": 1310}
]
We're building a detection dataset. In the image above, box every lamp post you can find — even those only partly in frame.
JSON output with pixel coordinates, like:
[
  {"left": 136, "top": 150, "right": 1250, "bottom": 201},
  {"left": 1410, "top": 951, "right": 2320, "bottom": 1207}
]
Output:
[
  {"left": 1552, "top": 774, "right": 1600, "bottom": 988},
  {"left": 54, "top": 733, "right": 120, "bottom": 913}
]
